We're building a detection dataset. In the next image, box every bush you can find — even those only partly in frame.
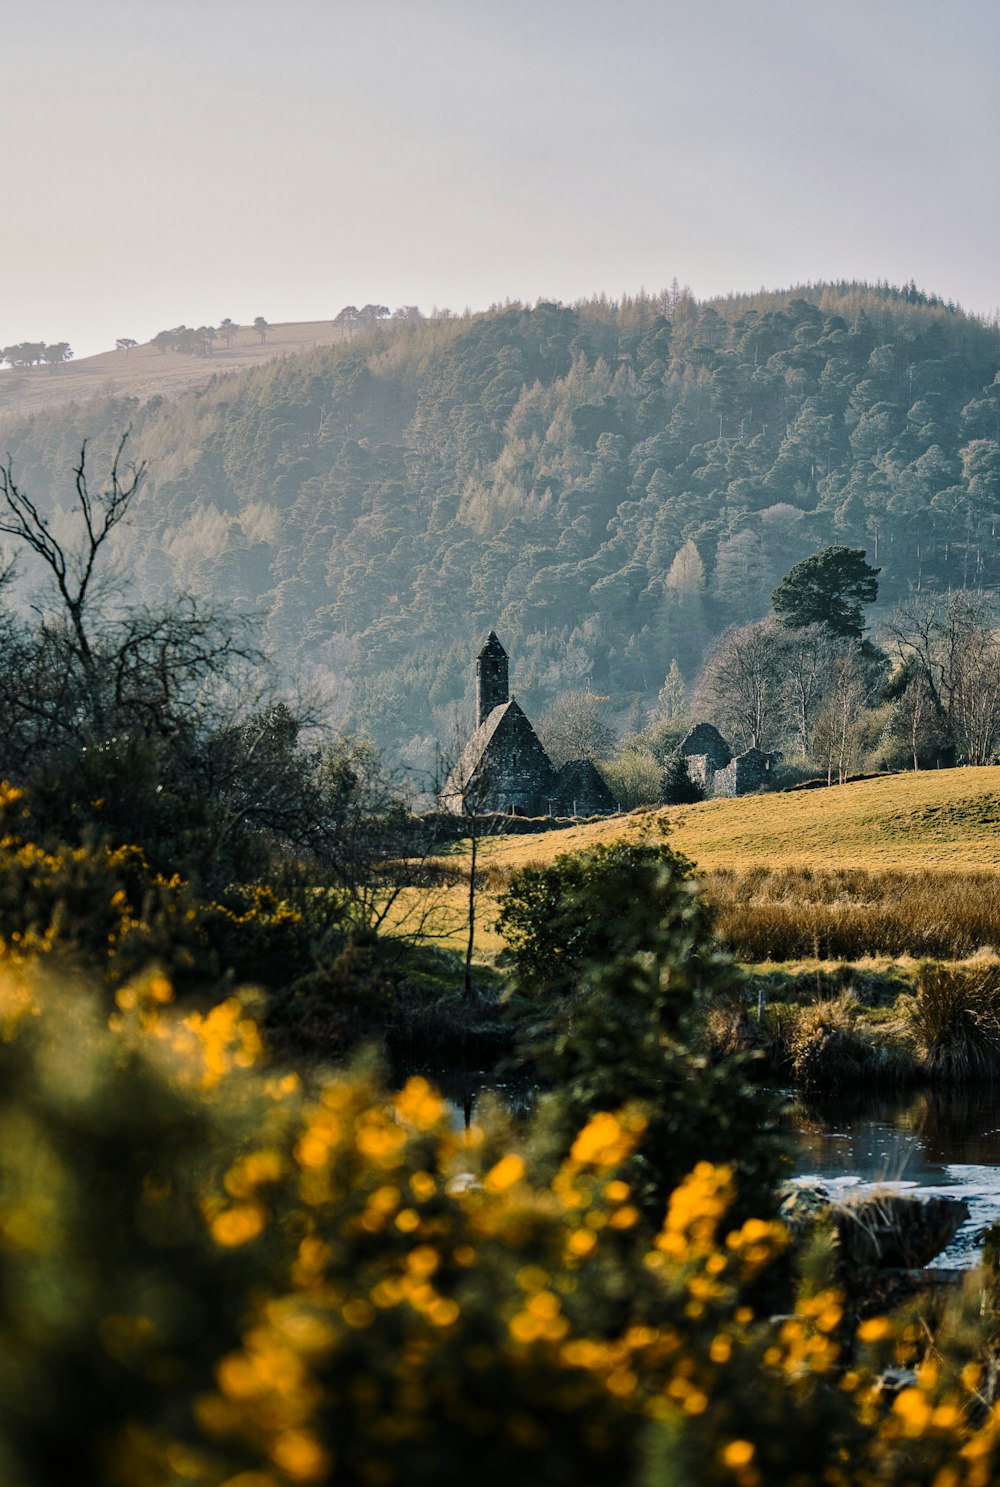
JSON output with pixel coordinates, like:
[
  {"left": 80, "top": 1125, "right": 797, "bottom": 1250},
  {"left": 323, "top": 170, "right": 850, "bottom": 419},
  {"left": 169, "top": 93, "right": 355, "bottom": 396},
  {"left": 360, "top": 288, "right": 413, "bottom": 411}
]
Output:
[
  {"left": 0, "top": 967, "right": 997, "bottom": 1484},
  {"left": 497, "top": 840, "right": 789, "bottom": 1224},
  {"left": 599, "top": 745, "right": 664, "bottom": 809},
  {"left": 496, "top": 840, "right": 713, "bottom": 1008},
  {"left": 907, "top": 962, "right": 1000, "bottom": 1080}
]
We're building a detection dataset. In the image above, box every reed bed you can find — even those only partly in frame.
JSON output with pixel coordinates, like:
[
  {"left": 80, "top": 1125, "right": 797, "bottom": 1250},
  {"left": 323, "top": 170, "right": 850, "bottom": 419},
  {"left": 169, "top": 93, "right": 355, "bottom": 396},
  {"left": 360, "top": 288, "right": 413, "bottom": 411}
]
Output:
[
  {"left": 705, "top": 866, "right": 1000, "bottom": 962},
  {"left": 906, "top": 961, "right": 1000, "bottom": 1081}
]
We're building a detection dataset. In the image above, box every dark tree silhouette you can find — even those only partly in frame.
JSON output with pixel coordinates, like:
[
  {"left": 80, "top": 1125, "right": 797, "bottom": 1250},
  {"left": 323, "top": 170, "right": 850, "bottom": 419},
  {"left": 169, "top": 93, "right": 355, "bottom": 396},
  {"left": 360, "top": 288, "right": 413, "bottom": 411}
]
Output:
[{"left": 772, "top": 547, "right": 880, "bottom": 638}]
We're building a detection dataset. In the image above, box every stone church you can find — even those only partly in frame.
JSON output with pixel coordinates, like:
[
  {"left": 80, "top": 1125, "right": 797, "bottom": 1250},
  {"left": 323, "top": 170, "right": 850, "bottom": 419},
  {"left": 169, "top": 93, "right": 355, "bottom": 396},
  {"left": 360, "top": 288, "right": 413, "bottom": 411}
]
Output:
[{"left": 441, "top": 632, "right": 616, "bottom": 817}]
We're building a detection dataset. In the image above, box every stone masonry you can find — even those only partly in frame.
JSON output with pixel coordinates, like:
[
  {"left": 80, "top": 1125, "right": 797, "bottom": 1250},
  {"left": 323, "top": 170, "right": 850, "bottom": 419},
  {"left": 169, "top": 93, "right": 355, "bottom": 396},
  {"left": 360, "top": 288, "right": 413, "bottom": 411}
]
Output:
[
  {"left": 680, "top": 723, "right": 780, "bottom": 798},
  {"left": 442, "top": 632, "right": 617, "bottom": 817}
]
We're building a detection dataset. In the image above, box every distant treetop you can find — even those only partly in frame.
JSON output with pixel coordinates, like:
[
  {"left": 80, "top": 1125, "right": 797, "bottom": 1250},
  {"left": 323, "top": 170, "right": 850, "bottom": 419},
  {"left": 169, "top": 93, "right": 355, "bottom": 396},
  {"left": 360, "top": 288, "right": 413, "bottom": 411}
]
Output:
[{"left": 771, "top": 547, "right": 880, "bottom": 638}]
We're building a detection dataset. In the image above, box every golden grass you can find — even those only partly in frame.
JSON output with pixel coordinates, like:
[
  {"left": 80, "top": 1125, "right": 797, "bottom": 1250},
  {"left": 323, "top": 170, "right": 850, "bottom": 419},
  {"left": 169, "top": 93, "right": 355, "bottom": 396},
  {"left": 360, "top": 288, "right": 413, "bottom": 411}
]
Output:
[
  {"left": 0, "top": 320, "right": 351, "bottom": 425},
  {"left": 376, "top": 884, "right": 506, "bottom": 960},
  {"left": 401, "top": 770, "right": 1000, "bottom": 968},
  {"left": 476, "top": 768, "right": 1000, "bottom": 875},
  {"left": 706, "top": 867, "right": 1000, "bottom": 961}
]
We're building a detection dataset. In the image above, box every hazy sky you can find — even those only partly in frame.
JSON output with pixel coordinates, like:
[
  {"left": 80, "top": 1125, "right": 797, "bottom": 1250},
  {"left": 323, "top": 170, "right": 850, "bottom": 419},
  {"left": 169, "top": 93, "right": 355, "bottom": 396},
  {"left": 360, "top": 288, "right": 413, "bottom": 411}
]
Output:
[{"left": 4, "top": 0, "right": 998, "bottom": 358}]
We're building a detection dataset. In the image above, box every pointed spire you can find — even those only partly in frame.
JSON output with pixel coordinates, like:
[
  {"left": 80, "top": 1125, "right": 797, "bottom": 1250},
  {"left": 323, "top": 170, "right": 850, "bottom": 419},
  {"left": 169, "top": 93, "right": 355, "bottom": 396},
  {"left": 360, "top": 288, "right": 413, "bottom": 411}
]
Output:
[{"left": 477, "top": 629, "right": 507, "bottom": 659}]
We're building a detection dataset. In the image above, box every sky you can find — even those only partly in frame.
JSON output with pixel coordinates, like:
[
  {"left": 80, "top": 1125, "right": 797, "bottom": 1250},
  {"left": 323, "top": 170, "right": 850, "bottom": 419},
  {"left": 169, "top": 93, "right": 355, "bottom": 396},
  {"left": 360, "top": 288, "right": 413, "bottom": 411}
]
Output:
[{"left": 3, "top": 0, "right": 998, "bottom": 359}]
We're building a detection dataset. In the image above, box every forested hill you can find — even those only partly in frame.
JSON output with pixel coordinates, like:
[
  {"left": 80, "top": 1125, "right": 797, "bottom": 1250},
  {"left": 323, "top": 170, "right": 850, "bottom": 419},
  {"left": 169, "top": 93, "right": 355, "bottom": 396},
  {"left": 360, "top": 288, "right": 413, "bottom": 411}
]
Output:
[{"left": 2, "top": 283, "right": 999, "bottom": 765}]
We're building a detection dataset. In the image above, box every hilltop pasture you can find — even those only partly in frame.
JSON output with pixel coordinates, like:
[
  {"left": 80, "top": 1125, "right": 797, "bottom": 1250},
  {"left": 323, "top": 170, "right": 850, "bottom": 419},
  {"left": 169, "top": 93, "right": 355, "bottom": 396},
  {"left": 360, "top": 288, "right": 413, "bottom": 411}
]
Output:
[{"left": 483, "top": 768, "right": 1000, "bottom": 876}]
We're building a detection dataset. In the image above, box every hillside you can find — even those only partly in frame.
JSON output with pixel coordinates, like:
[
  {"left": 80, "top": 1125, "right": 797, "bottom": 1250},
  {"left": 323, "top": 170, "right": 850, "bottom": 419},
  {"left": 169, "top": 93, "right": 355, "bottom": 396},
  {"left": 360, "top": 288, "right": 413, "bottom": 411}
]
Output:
[
  {"left": 477, "top": 767, "right": 1000, "bottom": 875},
  {"left": 0, "top": 320, "right": 350, "bottom": 422},
  {"left": 1, "top": 282, "right": 998, "bottom": 768}
]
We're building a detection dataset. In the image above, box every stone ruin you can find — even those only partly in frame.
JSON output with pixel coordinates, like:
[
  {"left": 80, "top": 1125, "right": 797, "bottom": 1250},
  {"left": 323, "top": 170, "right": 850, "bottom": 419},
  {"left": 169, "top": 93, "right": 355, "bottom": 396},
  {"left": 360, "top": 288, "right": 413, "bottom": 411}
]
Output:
[
  {"left": 441, "top": 632, "right": 617, "bottom": 817},
  {"left": 680, "top": 722, "right": 781, "bottom": 798}
]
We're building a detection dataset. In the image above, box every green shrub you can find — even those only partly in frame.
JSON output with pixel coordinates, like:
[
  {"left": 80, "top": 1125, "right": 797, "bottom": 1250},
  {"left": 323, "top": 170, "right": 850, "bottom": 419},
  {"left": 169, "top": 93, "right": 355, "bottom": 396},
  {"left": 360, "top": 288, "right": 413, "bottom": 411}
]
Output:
[
  {"left": 496, "top": 840, "right": 714, "bottom": 1008},
  {"left": 661, "top": 750, "right": 705, "bottom": 804},
  {"left": 498, "top": 841, "right": 789, "bottom": 1224}
]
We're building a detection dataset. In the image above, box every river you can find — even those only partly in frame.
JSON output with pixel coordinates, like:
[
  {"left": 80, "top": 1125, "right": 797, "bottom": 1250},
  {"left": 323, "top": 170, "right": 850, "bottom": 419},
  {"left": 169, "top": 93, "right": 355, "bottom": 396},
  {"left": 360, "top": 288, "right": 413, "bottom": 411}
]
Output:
[
  {"left": 430, "top": 1070, "right": 1000, "bottom": 1269},
  {"left": 788, "top": 1085, "right": 1000, "bottom": 1267}
]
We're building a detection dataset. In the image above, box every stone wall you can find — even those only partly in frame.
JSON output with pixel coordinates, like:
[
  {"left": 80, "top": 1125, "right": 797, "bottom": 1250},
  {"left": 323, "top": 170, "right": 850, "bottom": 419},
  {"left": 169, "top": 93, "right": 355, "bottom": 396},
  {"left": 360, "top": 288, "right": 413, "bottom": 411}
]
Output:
[
  {"left": 553, "top": 758, "right": 617, "bottom": 815},
  {"left": 709, "top": 747, "right": 780, "bottom": 798},
  {"left": 680, "top": 723, "right": 732, "bottom": 771}
]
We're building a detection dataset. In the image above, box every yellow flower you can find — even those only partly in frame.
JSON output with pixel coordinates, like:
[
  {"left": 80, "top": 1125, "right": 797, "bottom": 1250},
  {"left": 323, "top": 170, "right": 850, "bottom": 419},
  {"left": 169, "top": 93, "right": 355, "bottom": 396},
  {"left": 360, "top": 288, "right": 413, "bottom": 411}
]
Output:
[
  {"left": 893, "top": 1387, "right": 933, "bottom": 1436},
  {"left": 484, "top": 1154, "right": 525, "bottom": 1193},
  {"left": 566, "top": 1229, "right": 597, "bottom": 1258},
  {"left": 271, "top": 1429, "right": 330, "bottom": 1482},
  {"left": 857, "top": 1316, "right": 891, "bottom": 1344},
  {"left": 571, "top": 1112, "right": 629, "bottom": 1166},
  {"left": 722, "top": 1439, "right": 756, "bottom": 1469},
  {"left": 394, "top": 1076, "right": 444, "bottom": 1130},
  {"left": 211, "top": 1204, "right": 265, "bottom": 1248}
]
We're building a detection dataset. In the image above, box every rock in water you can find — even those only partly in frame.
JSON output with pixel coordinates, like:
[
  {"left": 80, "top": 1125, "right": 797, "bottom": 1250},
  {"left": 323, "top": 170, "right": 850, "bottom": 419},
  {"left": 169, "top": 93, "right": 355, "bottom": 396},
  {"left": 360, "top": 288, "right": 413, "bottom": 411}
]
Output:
[{"left": 836, "top": 1193, "right": 969, "bottom": 1270}]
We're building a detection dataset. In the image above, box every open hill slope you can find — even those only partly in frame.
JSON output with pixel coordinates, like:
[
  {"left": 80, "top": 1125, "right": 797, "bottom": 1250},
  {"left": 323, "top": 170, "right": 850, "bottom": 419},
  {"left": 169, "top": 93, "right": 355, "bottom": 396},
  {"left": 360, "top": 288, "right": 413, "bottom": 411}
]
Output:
[
  {"left": 480, "top": 768, "right": 1000, "bottom": 875},
  {"left": 0, "top": 320, "right": 350, "bottom": 423}
]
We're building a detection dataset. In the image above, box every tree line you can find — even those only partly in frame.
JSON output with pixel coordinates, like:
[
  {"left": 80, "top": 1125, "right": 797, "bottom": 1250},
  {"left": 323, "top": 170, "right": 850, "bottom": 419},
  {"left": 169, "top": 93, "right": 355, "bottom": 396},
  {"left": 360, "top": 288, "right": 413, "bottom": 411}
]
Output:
[
  {"left": 1, "top": 282, "right": 998, "bottom": 773},
  {"left": 1, "top": 341, "right": 73, "bottom": 369}
]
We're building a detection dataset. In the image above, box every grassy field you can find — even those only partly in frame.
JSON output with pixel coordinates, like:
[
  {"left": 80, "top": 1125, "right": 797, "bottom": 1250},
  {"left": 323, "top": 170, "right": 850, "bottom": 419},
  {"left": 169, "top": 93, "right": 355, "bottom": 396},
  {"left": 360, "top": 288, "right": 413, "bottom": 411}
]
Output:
[
  {"left": 479, "top": 767, "right": 1000, "bottom": 876},
  {"left": 402, "top": 768, "right": 1000, "bottom": 966},
  {"left": 0, "top": 320, "right": 350, "bottom": 425}
]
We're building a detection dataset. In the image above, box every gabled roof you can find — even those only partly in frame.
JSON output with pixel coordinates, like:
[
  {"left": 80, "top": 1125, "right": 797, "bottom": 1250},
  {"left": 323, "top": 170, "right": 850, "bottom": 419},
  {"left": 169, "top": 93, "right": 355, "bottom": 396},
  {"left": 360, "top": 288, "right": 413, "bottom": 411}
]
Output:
[{"left": 443, "top": 699, "right": 517, "bottom": 801}]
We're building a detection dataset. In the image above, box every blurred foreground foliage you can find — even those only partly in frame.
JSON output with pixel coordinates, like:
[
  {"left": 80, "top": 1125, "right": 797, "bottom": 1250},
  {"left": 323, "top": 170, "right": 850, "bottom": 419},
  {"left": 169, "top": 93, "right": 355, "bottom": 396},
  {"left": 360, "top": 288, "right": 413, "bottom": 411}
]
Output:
[
  {"left": 0, "top": 960, "right": 999, "bottom": 1482},
  {"left": 497, "top": 839, "right": 787, "bottom": 1226},
  {"left": 3, "top": 756, "right": 1000, "bottom": 1484}
]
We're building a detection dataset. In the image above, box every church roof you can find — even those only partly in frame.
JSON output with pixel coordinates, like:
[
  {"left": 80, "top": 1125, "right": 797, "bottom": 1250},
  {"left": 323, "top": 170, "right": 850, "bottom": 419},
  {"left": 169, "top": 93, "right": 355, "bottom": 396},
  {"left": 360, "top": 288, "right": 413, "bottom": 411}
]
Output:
[
  {"left": 443, "top": 699, "right": 518, "bottom": 801},
  {"left": 477, "top": 629, "right": 507, "bottom": 659}
]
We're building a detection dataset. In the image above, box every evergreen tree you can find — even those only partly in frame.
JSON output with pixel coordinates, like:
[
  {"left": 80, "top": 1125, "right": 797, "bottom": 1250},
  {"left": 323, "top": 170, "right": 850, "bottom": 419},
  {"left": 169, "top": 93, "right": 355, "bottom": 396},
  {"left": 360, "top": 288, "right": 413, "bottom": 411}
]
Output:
[{"left": 771, "top": 546, "right": 880, "bottom": 638}]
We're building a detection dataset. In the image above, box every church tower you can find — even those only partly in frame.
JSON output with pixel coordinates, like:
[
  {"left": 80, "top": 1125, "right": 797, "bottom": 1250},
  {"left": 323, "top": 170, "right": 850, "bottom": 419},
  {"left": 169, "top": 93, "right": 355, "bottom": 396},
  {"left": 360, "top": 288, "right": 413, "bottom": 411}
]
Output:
[{"left": 476, "top": 630, "right": 508, "bottom": 726}]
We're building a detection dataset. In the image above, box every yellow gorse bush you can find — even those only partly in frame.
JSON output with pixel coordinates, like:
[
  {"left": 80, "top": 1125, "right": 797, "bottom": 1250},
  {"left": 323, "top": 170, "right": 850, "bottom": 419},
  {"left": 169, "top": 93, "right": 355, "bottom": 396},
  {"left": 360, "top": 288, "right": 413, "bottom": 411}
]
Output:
[{"left": 0, "top": 966, "right": 997, "bottom": 1487}]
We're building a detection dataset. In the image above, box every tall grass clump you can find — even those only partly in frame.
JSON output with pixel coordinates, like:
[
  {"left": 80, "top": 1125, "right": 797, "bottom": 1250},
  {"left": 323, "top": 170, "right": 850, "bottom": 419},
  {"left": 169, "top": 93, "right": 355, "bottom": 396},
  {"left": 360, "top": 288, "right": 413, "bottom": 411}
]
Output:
[
  {"left": 788, "top": 995, "right": 918, "bottom": 1091},
  {"left": 706, "top": 867, "right": 1000, "bottom": 961},
  {"left": 907, "top": 961, "right": 1000, "bottom": 1080}
]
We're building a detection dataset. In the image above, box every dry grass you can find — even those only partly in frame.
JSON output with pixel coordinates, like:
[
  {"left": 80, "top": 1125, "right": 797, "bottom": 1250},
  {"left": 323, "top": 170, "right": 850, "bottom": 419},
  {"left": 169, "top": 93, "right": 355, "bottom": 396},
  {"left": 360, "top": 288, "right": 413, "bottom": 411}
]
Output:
[
  {"left": 0, "top": 320, "right": 351, "bottom": 425},
  {"left": 906, "top": 962, "right": 1000, "bottom": 1081},
  {"left": 787, "top": 995, "right": 919, "bottom": 1090},
  {"left": 387, "top": 771, "right": 1000, "bottom": 986},
  {"left": 474, "top": 768, "right": 1000, "bottom": 875},
  {"left": 706, "top": 867, "right": 1000, "bottom": 961}
]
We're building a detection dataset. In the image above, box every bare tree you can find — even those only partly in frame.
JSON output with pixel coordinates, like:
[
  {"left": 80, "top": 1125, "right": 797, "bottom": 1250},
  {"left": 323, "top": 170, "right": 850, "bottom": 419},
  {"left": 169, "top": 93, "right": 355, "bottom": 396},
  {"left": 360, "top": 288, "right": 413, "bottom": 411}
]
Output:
[
  {"left": 0, "top": 435, "right": 145, "bottom": 723},
  {"left": 537, "top": 689, "right": 617, "bottom": 765},
  {"left": 811, "top": 644, "right": 883, "bottom": 784},
  {"left": 693, "top": 620, "right": 788, "bottom": 751},
  {"left": 886, "top": 591, "right": 1000, "bottom": 764},
  {"left": 780, "top": 622, "right": 839, "bottom": 759}
]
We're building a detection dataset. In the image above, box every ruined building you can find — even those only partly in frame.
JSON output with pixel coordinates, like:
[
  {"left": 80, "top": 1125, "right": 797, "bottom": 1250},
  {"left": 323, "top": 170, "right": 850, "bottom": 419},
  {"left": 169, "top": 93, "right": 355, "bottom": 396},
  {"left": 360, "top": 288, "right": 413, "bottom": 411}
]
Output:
[
  {"left": 441, "top": 632, "right": 616, "bottom": 816},
  {"left": 680, "top": 722, "right": 780, "bottom": 797}
]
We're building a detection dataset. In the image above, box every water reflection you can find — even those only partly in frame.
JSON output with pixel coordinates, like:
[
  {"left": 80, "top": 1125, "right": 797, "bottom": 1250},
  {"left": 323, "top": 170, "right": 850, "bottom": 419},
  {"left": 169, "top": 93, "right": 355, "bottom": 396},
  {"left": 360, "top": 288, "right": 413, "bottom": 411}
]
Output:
[
  {"left": 787, "top": 1085, "right": 1000, "bottom": 1267},
  {"left": 406, "top": 1066, "right": 1000, "bottom": 1268},
  {"left": 395, "top": 1063, "right": 538, "bottom": 1127}
]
